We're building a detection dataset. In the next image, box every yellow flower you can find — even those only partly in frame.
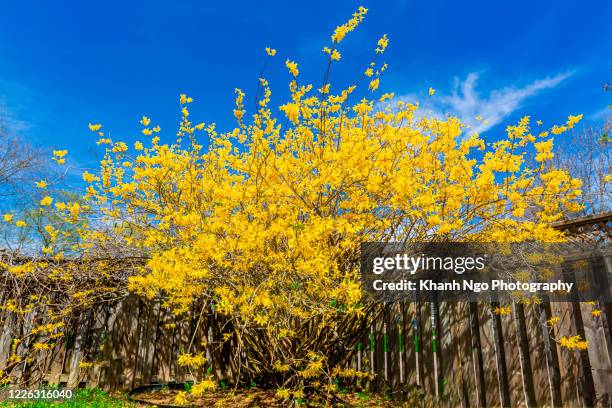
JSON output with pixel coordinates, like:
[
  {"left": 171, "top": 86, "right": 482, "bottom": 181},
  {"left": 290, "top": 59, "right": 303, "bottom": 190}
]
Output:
[
  {"left": 233, "top": 88, "right": 245, "bottom": 123},
  {"left": 142, "top": 128, "right": 153, "bottom": 136},
  {"left": 285, "top": 59, "right": 299, "bottom": 77},
  {"left": 174, "top": 391, "right": 189, "bottom": 406},
  {"left": 534, "top": 140, "right": 554, "bottom": 162},
  {"left": 33, "top": 342, "right": 50, "bottom": 351},
  {"left": 88, "top": 123, "right": 102, "bottom": 132},
  {"left": 179, "top": 94, "right": 193, "bottom": 104},
  {"left": 233, "top": 109, "right": 244, "bottom": 122},
  {"left": 331, "top": 6, "right": 368, "bottom": 43},
  {"left": 280, "top": 102, "right": 299, "bottom": 124},
  {"left": 566, "top": 114, "right": 583, "bottom": 128},
  {"left": 40, "top": 196, "right": 53, "bottom": 206},
  {"left": 52, "top": 150, "right": 67, "bottom": 165},
  {"left": 265, "top": 47, "right": 277, "bottom": 56},
  {"left": 559, "top": 335, "right": 588, "bottom": 350},
  {"left": 493, "top": 306, "right": 512, "bottom": 315},
  {"left": 592, "top": 309, "right": 602, "bottom": 317},
  {"left": 177, "top": 352, "right": 207, "bottom": 368},
  {"left": 275, "top": 387, "right": 291, "bottom": 399},
  {"left": 551, "top": 125, "right": 567, "bottom": 135},
  {"left": 82, "top": 172, "right": 99, "bottom": 183},
  {"left": 15, "top": 220, "right": 27, "bottom": 228},
  {"left": 191, "top": 379, "right": 217, "bottom": 396},
  {"left": 330, "top": 49, "right": 341, "bottom": 61},
  {"left": 368, "top": 78, "right": 380, "bottom": 91},
  {"left": 273, "top": 361, "right": 290, "bottom": 372},
  {"left": 536, "top": 120, "right": 543, "bottom": 125},
  {"left": 546, "top": 316, "right": 560, "bottom": 326},
  {"left": 140, "top": 116, "right": 151, "bottom": 127},
  {"left": 3, "top": 214, "right": 13, "bottom": 223},
  {"left": 35, "top": 180, "right": 48, "bottom": 189},
  {"left": 112, "top": 142, "right": 128, "bottom": 152},
  {"left": 428, "top": 87, "right": 436, "bottom": 96},
  {"left": 69, "top": 202, "right": 81, "bottom": 217},
  {"left": 379, "top": 92, "right": 394, "bottom": 102},
  {"left": 375, "top": 34, "right": 389, "bottom": 54}
]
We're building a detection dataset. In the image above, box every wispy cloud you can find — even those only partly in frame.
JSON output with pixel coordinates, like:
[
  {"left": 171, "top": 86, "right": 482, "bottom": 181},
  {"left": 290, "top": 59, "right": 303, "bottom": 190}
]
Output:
[
  {"left": 396, "top": 71, "right": 573, "bottom": 134},
  {"left": 0, "top": 102, "right": 32, "bottom": 134},
  {"left": 0, "top": 79, "right": 34, "bottom": 135},
  {"left": 589, "top": 106, "right": 611, "bottom": 121}
]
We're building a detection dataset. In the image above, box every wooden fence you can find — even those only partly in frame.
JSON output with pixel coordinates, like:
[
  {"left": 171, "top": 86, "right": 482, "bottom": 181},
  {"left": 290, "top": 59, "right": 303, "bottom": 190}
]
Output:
[
  {"left": 350, "top": 298, "right": 611, "bottom": 407},
  {"left": 1, "top": 292, "right": 611, "bottom": 406},
  {"left": 0, "top": 295, "right": 219, "bottom": 391}
]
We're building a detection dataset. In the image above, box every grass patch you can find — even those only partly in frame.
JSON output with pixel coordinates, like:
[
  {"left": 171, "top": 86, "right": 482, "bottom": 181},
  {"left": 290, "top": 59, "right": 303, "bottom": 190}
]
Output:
[{"left": 0, "top": 388, "right": 134, "bottom": 408}]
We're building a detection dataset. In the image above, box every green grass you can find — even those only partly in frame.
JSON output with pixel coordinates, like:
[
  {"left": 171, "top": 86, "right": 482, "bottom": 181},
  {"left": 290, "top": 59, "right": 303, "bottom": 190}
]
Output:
[{"left": 0, "top": 388, "right": 135, "bottom": 408}]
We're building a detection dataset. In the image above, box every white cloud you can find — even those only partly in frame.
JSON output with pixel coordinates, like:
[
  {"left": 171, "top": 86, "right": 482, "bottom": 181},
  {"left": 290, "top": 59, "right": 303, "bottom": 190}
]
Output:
[
  {"left": 395, "top": 71, "right": 573, "bottom": 134},
  {"left": 589, "top": 106, "right": 611, "bottom": 121},
  {"left": 0, "top": 79, "right": 34, "bottom": 135},
  {"left": 0, "top": 101, "right": 32, "bottom": 134}
]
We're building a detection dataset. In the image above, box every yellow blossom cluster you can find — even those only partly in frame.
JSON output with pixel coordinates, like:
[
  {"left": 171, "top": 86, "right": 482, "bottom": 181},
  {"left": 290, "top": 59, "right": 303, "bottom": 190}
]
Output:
[
  {"left": 331, "top": 6, "right": 368, "bottom": 43},
  {"left": 177, "top": 352, "right": 207, "bottom": 368},
  {"left": 493, "top": 306, "right": 512, "bottom": 316},
  {"left": 559, "top": 335, "right": 589, "bottom": 350}
]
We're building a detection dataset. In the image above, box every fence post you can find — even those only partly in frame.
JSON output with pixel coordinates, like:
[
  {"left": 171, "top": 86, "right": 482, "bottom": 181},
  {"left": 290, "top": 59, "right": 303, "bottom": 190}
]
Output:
[
  {"left": 489, "top": 302, "right": 511, "bottom": 407},
  {"left": 67, "top": 311, "right": 92, "bottom": 388},
  {"left": 469, "top": 302, "right": 487, "bottom": 407},
  {"left": 539, "top": 301, "right": 563, "bottom": 407},
  {"left": 430, "top": 301, "right": 442, "bottom": 398},
  {"left": 563, "top": 261, "right": 597, "bottom": 407},
  {"left": 398, "top": 302, "right": 405, "bottom": 387},
  {"left": 413, "top": 302, "right": 422, "bottom": 387},
  {"left": 512, "top": 301, "right": 537, "bottom": 407}
]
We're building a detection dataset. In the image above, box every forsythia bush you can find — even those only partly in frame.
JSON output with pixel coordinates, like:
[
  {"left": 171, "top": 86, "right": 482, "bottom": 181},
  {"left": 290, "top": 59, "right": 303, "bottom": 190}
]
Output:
[{"left": 0, "top": 6, "right": 585, "bottom": 401}]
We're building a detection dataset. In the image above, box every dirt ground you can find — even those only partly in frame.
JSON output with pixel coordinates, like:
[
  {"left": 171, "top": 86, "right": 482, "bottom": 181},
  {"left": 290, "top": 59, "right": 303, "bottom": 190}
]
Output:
[{"left": 131, "top": 388, "right": 413, "bottom": 407}]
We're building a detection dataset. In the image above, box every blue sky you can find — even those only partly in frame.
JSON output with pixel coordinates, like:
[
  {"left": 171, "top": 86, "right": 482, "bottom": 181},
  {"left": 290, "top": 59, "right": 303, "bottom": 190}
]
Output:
[{"left": 0, "top": 0, "right": 610, "bottom": 172}]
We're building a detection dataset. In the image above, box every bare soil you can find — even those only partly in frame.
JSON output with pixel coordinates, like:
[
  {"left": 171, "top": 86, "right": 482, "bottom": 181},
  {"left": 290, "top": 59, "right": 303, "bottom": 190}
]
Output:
[{"left": 131, "top": 388, "right": 407, "bottom": 407}]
